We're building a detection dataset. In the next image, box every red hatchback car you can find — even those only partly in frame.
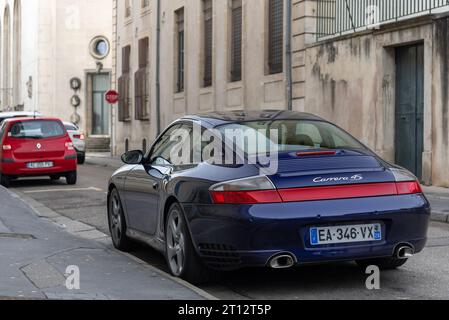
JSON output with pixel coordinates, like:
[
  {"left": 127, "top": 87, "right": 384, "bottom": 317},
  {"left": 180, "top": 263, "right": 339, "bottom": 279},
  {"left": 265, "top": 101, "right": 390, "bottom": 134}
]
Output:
[{"left": 0, "top": 117, "right": 77, "bottom": 188}]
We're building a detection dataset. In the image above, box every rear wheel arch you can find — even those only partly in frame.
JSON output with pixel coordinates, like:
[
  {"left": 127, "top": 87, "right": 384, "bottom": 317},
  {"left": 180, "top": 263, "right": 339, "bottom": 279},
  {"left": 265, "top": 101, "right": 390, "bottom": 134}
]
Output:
[
  {"left": 163, "top": 197, "right": 202, "bottom": 255},
  {"left": 163, "top": 196, "right": 180, "bottom": 231}
]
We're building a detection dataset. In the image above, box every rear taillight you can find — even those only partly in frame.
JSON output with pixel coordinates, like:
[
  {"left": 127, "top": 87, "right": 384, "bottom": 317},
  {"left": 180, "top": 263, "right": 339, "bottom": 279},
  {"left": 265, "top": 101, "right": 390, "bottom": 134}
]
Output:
[
  {"left": 65, "top": 142, "right": 75, "bottom": 151},
  {"left": 73, "top": 134, "right": 85, "bottom": 140},
  {"left": 2, "top": 145, "right": 12, "bottom": 151},
  {"left": 210, "top": 173, "right": 424, "bottom": 205},
  {"left": 390, "top": 168, "right": 423, "bottom": 195},
  {"left": 396, "top": 181, "right": 422, "bottom": 195},
  {"left": 210, "top": 176, "right": 281, "bottom": 204}
]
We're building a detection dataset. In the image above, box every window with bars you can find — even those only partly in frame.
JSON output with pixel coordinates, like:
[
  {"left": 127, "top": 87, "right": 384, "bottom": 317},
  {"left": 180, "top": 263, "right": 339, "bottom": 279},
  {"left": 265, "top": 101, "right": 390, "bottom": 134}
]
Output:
[
  {"left": 135, "top": 37, "right": 150, "bottom": 121},
  {"left": 118, "top": 46, "right": 131, "bottom": 122},
  {"left": 230, "top": 0, "right": 242, "bottom": 82},
  {"left": 267, "top": 0, "right": 284, "bottom": 75},
  {"left": 176, "top": 8, "right": 185, "bottom": 93},
  {"left": 203, "top": 0, "right": 213, "bottom": 87}
]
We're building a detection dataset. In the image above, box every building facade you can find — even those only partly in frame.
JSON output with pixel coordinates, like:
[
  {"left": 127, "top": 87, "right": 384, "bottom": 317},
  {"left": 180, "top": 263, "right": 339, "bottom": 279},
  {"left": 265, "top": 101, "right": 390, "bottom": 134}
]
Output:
[
  {"left": 0, "top": 0, "right": 113, "bottom": 150},
  {"left": 303, "top": 0, "right": 449, "bottom": 187},
  {"left": 112, "top": 0, "right": 311, "bottom": 154},
  {"left": 113, "top": 0, "right": 449, "bottom": 187}
]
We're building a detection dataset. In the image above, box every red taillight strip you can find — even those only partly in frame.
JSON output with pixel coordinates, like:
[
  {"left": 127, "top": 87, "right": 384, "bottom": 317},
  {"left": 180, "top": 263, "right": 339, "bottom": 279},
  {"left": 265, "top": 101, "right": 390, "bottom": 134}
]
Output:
[
  {"left": 210, "top": 190, "right": 282, "bottom": 205},
  {"left": 279, "top": 183, "right": 398, "bottom": 203},
  {"left": 210, "top": 182, "right": 423, "bottom": 204}
]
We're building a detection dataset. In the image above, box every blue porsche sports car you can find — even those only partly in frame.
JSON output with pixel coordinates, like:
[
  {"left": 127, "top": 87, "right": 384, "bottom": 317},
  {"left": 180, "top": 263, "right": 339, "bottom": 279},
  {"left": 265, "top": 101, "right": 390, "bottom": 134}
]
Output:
[{"left": 107, "top": 111, "right": 430, "bottom": 284}]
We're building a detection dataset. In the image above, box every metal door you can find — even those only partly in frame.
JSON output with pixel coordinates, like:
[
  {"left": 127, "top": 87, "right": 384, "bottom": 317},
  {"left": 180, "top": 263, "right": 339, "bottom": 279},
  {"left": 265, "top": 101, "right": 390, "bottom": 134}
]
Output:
[{"left": 395, "top": 44, "right": 424, "bottom": 179}]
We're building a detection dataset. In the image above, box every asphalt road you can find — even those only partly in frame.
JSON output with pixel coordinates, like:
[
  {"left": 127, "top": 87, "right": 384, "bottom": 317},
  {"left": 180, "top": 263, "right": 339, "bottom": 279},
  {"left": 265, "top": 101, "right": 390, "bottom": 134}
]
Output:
[{"left": 10, "top": 163, "right": 449, "bottom": 300}]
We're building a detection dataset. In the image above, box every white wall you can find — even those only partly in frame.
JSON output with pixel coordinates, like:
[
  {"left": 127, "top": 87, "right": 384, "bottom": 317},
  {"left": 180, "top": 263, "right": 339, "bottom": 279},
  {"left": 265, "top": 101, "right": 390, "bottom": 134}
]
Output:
[{"left": 0, "top": 0, "right": 113, "bottom": 137}]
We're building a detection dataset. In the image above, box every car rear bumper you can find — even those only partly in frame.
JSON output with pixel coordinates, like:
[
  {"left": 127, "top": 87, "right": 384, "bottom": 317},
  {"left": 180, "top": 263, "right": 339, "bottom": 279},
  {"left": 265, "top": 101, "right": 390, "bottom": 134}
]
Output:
[
  {"left": 1, "top": 155, "right": 77, "bottom": 176},
  {"left": 182, "top": 194, "right": 431, "bottom": 270}
]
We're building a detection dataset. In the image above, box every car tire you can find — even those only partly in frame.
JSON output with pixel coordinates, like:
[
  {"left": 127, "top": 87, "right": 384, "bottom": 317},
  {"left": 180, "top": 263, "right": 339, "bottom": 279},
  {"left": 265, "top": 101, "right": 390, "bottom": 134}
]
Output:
[
  {"left": 66, "top": 171, "right": 77, "bottom": 185},
  {"left": 108, "top": 188, "right": 134, "bottom": 252},
  {"left": 0, "top": 174, "right": 10, "bottom": 188},
  {"left": 77, "top": 154, "right": 85, "bottom": 165},
  {"left": 165, "top": 203, "right": 212, "bottom": 284},
  {"left": 356, "top": 257, "right": 408, "bottom": 270}
]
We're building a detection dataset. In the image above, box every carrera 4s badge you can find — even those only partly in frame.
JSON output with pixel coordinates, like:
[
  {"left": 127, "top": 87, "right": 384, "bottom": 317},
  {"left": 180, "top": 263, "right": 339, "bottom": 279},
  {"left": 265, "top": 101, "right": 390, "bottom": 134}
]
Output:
[{"left": 313, "top": 174, "right": 364, "bottom": 183}]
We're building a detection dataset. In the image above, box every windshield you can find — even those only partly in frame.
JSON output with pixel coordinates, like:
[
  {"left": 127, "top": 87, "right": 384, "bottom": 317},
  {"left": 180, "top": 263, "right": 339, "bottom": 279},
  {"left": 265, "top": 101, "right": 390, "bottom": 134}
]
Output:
[
  {"left": 8, "top": 120, "right": 65, "bottom": 139},
  {"left": 217, "top": 120, "right": 366, "bottom": 155}
]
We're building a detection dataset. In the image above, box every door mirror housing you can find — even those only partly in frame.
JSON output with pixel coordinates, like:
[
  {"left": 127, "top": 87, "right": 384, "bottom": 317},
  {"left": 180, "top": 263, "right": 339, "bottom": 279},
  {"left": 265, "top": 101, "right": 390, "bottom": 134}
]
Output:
[{"left": 121, "top": 150, "right": 144, "bottom": 165}]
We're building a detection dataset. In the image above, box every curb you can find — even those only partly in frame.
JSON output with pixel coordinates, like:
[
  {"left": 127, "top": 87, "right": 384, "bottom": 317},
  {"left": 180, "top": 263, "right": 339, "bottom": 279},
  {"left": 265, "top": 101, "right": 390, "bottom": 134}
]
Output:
[
  {"left": 8, "top": 188, "right": 218, "bottom": 301},
  {"left": 431, "top": 211, "right": 449, "bottom": 224}
]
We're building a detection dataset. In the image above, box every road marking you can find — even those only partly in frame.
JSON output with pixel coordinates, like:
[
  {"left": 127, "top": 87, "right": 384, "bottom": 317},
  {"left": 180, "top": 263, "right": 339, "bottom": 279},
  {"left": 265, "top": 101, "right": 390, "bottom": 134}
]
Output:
[{"left": 23, "top": 187, "right": 103, "bottom": 194}]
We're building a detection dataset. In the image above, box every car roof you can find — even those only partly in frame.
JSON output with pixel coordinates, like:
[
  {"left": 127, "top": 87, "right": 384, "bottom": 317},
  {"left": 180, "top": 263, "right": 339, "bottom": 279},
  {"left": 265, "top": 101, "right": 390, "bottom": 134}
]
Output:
[
  {"left": 0, "top": 111, "right": 42, "bottom": 117},
  {"left": 182, "top": 110, "right": 326, "bottom": 127},
  {"left": 2, "top": 117, "right": 62, "bottom": 124}
]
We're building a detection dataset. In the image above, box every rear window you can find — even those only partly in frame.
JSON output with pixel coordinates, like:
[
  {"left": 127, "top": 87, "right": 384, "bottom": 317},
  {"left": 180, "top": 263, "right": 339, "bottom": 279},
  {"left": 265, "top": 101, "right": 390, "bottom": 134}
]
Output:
[
  {"left": 64, "top": 124, "right": 78, "bottom": 131},
  {"left": 217, "top": 120, "right": 366, "bottom": 155},
  {"left": 8, "top": 120, "right": 65, "bottom": 139}
]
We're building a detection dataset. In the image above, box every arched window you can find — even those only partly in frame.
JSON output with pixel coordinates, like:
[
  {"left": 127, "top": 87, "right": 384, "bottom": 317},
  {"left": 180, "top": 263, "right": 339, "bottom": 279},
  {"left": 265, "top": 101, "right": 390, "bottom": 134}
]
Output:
[
  {"left": 3, "top": 5, "right": 11, "bottom": 109},
  {"left": 13, "top": 0, "right": 21, "bottom": 107}
]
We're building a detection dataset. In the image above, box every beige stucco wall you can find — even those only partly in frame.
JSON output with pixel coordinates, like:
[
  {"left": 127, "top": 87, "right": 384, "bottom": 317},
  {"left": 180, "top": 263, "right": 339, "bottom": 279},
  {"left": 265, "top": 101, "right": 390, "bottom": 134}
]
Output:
[
  {"left": 305, "top": 17, "right": 449, "bottom": 186},
  {"left": 113, "top": 0, "right": 309, "bottom": 155}
]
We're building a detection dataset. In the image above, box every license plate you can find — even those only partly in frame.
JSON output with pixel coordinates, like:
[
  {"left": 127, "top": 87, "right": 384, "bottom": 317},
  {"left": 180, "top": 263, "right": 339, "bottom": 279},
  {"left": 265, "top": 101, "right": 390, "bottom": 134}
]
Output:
[
  {"left": 310, "top": 223, "right": 382, "bottom": 246},
  {"left": 27, "top": 161, "right": 54, "bottom": 169}
]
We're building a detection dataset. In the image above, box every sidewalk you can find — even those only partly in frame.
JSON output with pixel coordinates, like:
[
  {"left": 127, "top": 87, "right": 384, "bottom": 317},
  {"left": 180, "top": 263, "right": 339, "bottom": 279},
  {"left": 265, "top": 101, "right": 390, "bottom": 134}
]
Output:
[
  {"left": 0, "top": 186, "right": 208, "bottom": 300},
  {"left": 85, "top": 152, "right": 123, "bottom": 170},
  {"left": 422, "top": 186, "right": 449, "bottom": 223}
]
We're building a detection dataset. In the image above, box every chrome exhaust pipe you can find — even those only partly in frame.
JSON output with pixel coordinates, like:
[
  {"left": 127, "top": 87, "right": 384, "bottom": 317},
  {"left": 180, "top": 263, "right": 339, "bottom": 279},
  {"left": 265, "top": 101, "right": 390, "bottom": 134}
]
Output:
[
  {"left": 396, "top": 245, "right": 415, "bottom": 260},
  {"left": 268, "top": 254, "right": 295, "bottom": 269}
]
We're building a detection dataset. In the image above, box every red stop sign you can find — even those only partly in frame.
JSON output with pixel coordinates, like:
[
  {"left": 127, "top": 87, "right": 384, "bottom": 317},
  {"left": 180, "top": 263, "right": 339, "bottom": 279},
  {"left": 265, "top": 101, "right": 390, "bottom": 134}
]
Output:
[{"left": 105, "top": 90, "right": 119, "bottom": 104}]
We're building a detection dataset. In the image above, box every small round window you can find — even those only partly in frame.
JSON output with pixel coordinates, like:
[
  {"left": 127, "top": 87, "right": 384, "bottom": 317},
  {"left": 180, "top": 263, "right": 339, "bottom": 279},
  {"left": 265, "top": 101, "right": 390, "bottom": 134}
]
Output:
[{"left": 90, "top": 36, "right": 110, "bottom": 60}]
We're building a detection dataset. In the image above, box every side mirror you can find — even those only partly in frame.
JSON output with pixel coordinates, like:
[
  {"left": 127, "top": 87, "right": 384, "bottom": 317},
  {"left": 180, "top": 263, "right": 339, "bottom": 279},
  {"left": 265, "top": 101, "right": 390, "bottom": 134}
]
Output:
[{"left": 121, "top": 150, "right": 144, "bottom": 165}]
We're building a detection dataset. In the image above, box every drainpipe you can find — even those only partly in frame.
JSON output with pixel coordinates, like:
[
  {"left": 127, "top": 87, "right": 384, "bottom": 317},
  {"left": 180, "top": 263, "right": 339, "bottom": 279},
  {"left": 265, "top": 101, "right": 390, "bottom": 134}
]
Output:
[
  {"left": 286, "top": 0, "right": 293, "bottom": 111},
  {"left": 156, "top": 0, "right": 162, "bottom": 135}
]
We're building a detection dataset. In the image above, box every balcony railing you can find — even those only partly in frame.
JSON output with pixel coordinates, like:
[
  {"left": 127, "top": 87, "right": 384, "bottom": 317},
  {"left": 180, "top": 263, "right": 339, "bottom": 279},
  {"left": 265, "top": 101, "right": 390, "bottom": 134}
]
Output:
[{"left": 317, "top": 0, "right": 449, "bottom": 40}]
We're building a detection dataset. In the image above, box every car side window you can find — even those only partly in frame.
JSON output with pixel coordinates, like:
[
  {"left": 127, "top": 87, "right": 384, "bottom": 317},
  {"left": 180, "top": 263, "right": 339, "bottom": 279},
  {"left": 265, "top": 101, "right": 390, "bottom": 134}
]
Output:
[
  {"left": 148, "top": 124, "right": 184, "bottom": 166},
  {"left": 0, "top": 122, "right": 6, "bottom": 142}
]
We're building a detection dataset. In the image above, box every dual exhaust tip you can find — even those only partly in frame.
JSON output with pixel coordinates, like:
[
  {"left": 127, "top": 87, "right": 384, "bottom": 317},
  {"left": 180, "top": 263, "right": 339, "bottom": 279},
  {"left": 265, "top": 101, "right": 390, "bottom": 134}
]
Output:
[
  {"left": 396, "top": 245, "right": 415, "bottom": 260},
  {"left": 268, "top": 254, "right": 296, "bottom": 269},
  {"left": 268, "top": 244, "right": 415, "bottom": 269}
]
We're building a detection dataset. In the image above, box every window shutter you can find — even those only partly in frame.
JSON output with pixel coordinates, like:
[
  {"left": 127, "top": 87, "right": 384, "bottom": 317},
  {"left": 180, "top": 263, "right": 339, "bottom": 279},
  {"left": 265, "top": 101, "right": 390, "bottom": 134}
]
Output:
[
  {"left": 118, "top": 76, "right": 125, "bottom": 121},
  {"left": 123, "top": 75, "right": 130, "bottom": 120},
  {"left": 268, "top": 0, "right": 284, "bottom": 74},
  {"left": 122, "top": 46, "right": 131, "bottom": 74},
  {"left": 176, "top": 9, "right": 185, "bottom": 93},
  {"left": 231, "top": 0, "right": 242, "bottom": 82},
  {"left": 138, "top": 37, "right": 149, "bottom": 68},
  {"left": 135, "top": 38, "right": 150, "bottom": 120},
  {"left": 203, "top": 0, "right": 213, "bottom": 87}
]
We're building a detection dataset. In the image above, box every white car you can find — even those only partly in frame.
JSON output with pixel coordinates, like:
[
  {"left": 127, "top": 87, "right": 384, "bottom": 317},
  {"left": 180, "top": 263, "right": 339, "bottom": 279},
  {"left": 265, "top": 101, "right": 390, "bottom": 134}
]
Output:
[
  {"left": 0, "top": 111, "right": 42, "bottom": 123},
  {"left": 63, "top": 122, "right": 86, "bottom": 164}
]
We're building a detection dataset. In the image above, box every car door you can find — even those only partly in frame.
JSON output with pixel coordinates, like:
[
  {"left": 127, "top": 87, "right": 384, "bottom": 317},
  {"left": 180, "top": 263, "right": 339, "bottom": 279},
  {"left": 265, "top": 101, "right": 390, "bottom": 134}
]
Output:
[{"left": 123, "top": 123, "right": 186, "bottom": 235}]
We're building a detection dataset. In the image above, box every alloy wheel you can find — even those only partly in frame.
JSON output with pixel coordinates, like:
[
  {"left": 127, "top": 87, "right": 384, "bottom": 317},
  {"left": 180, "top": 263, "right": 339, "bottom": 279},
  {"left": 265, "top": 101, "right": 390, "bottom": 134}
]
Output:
[
  {"left": 110, "top": 192, "right": 123, "bottom": 243},
  {"left": 166, "top": 209, "right": 186, "bottom": 276}
]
